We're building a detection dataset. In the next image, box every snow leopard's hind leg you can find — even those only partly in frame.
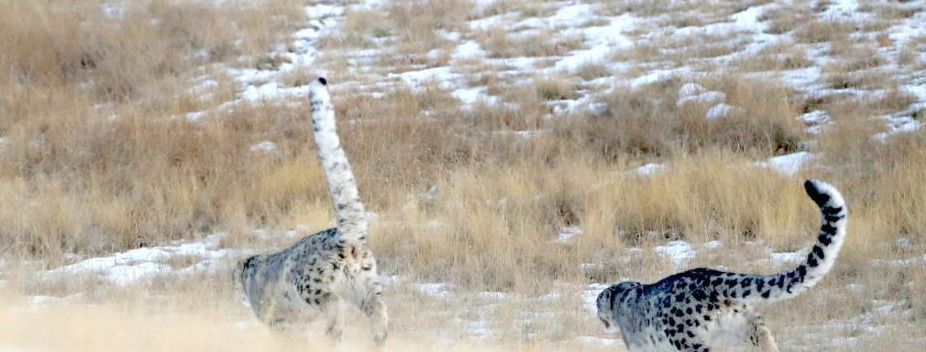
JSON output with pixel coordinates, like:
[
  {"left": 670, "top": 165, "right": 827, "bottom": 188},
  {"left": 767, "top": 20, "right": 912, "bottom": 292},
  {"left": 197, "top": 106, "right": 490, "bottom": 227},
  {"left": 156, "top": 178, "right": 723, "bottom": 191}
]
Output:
[
  {"left": 745, "top": 311, "right": 779, "bottom": 352},
  {"left": 361, "top": 287, "right": 388, "bottom": 347}
]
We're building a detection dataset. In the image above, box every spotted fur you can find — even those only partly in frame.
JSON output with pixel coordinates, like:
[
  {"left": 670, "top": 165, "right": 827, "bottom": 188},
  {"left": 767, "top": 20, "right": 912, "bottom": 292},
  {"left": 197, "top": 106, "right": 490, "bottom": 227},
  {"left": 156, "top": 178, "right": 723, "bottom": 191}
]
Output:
[
  {"left": 597, "top": 180, "right": 848, "bottom": 352},
  {"left": 233, "top": 77, "right": 387, "bottom": 346}
]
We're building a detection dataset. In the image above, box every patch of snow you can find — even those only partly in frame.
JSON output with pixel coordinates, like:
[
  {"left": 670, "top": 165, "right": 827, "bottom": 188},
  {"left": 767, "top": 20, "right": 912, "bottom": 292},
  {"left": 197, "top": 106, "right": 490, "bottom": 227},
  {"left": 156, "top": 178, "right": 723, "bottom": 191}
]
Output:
[
  {"left": 381, "top": 275, "right": 406, "bottom": 287},
  {"left": 873, "top": 115, "right": 923, "bottom": 142},
  {"left": 185, "top": 111, "right": 207, "bottom": 122},
  {"left": 631, "top": 163, "right": 667, "bottom": 176},
  {"left": 705, "top": 103, "right": 743, "bottom": 120},
  {"left": 704, "top": 241, "right": 723, "bottom": 249},
  {"left": 459, "top": 318, "right": 492, "bottom": 339},
  {"left": 903, "top": 85, "right": 926, "bottom": 101},
  {"left": 393, "top": 67, "right": 457, "bottom": 92},
  {"left": 801, "top": 110, "right": 830, "bottom": 134},
  {"left": 106, "top": 262, "right": 173, "bottom": 286},
  {"left": 293, "top": 28, "right": 319, "bottom": 41},
  {"left": 44, "top": 234, "right": 235, "bottom": 286},
  {"left": 872, "top": 254, "right": 926, "bottom": 267},
  {"left": 30, "top": 295, "right": 66, "bottom": 305},
  {"left": 417, "top": 283, "right": 454, "bottom": 298},
  {"left": 477, "top": 292, "right": 508, "bottom": 300},
  {"left": 553, "top": 226, "right": 583, "bottom": 244},
  {"left": 769, "top": 251, "right": 804, "bottom": 265},
  {"left": 249, "top": 141, "right": 277, "bottom": 153},
  {"left": 731, "top": 5, "right": 768, "bottom": 31},
  {"left": 304, "top": 3, "right": 344, "bottom": 19},
  {"left": 436, "top": 30, "right": 462, "bottom": 43},
  {"left": 451, "top": 41, "right": 487, "bottom": 61},
  {"left": 874, "top": 301, "right": 895, "bottom": 315},
  {"left": 452, "top": 87, "right": 499, "bottom": 108},
  {"left": 826, "top": 0, "right": 859, "bottom": 16},
  {"left": 677, "top": 90, "right": 727, "bottom": 107},
  {"left": 471, "top": 0, "right": 499, "bottom": 16},
  {"left": 102, "top": 3, "right": 126, "bottom": 20},
  {"left": 780, "top": 67, "right": 823, "bottom": 89},
  {"left": 189, "top": 79, "right": 218, "bottom": 92},
  {"left": 467, "top": 14, "right": 510, "bottom": 31},
  {"left": 549, "top": 3, "right": 594, "bottom": 27},
  {"left": 654, "top": 240, "right": 695, "bottom": 267},
  {"left": 241, "top": 82, "right": 310, "bottom": 103},
  {"left": 578, "top": 336, "right": 624, "bottom": 346},
  {"left": 629, "top": 69, "right": 679, "bottom": 89},
  {"left": 755, "top": 152, "right": 815, "bottom": 176},
  {"left": 678, "top": 83, "right": 706, "bottom": 98},
  {"left": 555, "top": 48, "right": 608, "bottom": 72}
]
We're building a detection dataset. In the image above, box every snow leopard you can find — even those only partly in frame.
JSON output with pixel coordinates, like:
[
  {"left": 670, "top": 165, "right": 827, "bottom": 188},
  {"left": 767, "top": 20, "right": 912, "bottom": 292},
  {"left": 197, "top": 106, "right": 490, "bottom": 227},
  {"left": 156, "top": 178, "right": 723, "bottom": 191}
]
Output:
[
  {"left": 233, "top": 77, "right": 387, "bottom": 346},
  {"left": 596, "top": 180, "right": 848, "bottom": 352}
]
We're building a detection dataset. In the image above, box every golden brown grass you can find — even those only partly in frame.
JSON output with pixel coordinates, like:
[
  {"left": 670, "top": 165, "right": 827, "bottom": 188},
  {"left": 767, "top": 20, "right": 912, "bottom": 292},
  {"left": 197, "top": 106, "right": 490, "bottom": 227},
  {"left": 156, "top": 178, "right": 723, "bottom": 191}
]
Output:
[
  {"left": 2, "top": 0, "right": 926, "bottom": 350},
  {"left": 475, "top": 27, "right": 586, "bottom": 59},
  {"left": 0, "top": 0, "right": 307, "bottom": 259},
  {"left": 731, "top": 41, "right": 814, "bottom": 72},
  {"left": 794, "top": 18, "right": 855, "bottom": 44}
]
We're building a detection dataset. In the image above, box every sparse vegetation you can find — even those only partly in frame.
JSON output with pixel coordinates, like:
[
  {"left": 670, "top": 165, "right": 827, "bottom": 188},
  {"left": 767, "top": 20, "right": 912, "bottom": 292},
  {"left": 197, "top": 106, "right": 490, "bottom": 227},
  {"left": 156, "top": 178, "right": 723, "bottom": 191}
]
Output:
[{"left": 2, "top": 0, "right": 925, "bottom": 351}]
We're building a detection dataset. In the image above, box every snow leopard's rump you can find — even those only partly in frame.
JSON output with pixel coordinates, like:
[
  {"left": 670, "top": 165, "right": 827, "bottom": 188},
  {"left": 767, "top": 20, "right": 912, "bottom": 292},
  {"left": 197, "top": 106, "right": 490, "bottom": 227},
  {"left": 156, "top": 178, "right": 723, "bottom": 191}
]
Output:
[
  {"left": 308, "top": 78, "right": 369, "bottom": 245},
  {"left": 682, "top": 179, "right": 848, "bottom": 303},
  {"left": 233, "top": 228, "right": 357, "bottom": 315}
]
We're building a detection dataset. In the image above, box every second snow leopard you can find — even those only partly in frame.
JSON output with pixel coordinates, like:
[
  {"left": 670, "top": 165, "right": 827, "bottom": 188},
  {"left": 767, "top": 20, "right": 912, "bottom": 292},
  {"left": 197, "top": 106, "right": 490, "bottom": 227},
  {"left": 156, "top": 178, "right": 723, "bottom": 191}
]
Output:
[
  {"left": 233, "top": 78, "right": 387, "bottom": 346},
  {"left": 597, "top": 180, "right": 848, "bottom": 352}
]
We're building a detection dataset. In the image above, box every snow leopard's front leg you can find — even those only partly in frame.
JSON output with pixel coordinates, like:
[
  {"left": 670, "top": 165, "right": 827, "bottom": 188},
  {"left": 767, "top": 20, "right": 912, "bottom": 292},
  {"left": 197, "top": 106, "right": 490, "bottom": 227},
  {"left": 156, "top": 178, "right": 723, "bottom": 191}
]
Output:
[{"left": 321, "top": 296, "right": 344, "bottom": 345}]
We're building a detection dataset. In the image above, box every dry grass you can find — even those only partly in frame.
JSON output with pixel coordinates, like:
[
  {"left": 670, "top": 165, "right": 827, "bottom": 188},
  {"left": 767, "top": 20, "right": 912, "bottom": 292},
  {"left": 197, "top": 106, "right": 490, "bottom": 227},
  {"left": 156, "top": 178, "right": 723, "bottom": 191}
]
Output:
[
  {"left": 476, "top": 27, "right": 586, "bottom": 59},
  {"left": 554, "top": 75, "right": 804, "bottom": 159},
  {"left": 2, "top": 0, "right": 926, "bottom": 350},
  {"left": 760, "top": 3, "right": 814, "bottom": 35},
  {"left": 794, "top": 18, "right": 856, "bottom": 44},
  {"left": 0, "top": 0, "right": 306, "bottom": 259},
  {"left": 385, "top": 0, "right": 472, "bottom": 56},
  {"left": 575, "top": 63, "right": 612, "bottom": 81},
  {"left": 731, "top": 41, "right": 814, "bottom": 72}
]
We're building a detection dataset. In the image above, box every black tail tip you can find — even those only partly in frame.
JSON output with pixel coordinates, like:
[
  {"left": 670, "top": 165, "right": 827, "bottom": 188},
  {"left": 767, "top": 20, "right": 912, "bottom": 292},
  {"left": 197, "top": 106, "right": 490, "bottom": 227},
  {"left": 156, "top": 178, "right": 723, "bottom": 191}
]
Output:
[
  {"left": 803, "top": 179, "right": 831, "bottom": 207},
  {"left": 318, "top": 77, "right": 327, "bottom": 85}
]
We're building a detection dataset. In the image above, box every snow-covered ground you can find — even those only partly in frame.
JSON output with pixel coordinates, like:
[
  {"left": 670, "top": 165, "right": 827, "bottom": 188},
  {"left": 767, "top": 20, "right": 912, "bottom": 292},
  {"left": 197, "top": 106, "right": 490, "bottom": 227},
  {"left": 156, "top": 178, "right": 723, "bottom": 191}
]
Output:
[
  {"left": 171, "top": 0, "right": 926, "bottom": 180},
  {"left": 3, "top": 0, "right": 926, "bottom": 350},
  {"left": 42, "top": 234, "right": 235, "bottom": 286}
]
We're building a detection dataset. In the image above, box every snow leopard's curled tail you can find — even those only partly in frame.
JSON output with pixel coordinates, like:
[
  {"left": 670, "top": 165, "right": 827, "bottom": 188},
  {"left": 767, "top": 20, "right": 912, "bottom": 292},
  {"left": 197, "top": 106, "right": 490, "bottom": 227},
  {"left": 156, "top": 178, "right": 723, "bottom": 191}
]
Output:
[
  {"left": 712, "top": 180, "right": 847, "bottom": 303},
  {"left": 308, "top": 77, "right": 369, "bottom": 244}
]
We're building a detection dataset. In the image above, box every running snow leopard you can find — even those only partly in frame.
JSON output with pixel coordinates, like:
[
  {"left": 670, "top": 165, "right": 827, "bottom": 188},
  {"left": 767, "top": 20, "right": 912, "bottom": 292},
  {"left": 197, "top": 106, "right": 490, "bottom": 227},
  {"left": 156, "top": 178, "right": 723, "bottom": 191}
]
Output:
[
  {"left": 597, "top": 180, "right": 848, "bottom": 352},
  {"left": 233, "top": 77, "right": 387, "bottom": 346}
]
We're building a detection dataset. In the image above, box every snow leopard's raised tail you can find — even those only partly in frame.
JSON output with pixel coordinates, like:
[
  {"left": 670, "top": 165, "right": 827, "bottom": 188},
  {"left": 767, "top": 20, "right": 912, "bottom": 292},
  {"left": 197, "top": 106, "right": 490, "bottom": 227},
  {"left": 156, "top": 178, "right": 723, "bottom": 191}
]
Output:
[
  {"left": 308, "top": 78, "right": 369, "bottom": 245},
  {"left": 712, "top": 179, "right": 848, "bottom": 303}
]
